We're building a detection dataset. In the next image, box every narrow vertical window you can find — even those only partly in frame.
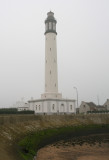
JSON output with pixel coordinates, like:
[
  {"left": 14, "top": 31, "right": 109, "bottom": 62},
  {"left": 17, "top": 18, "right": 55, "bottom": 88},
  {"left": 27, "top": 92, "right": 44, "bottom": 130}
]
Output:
[
  {"left": 53, "top": 22, "right": 56, "bottom": 30},
  {"left": 45, "top": 23, "right": 48, "bottom": 31},
  {"left": 39, "top": 105, "right": 40, "bottom": 110},
  {"left": 52, "top": 104, "right": 55, "bottom": 110},
  {"left": 49, "top": 22, "right": 52, "bottom": 29}
]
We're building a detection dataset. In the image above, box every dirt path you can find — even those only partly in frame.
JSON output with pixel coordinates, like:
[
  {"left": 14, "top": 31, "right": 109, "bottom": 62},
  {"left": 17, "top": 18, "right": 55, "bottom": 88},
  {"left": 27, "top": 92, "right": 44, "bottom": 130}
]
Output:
[{"left": 36, "top": 143, "right": 109, "bottom": 160}]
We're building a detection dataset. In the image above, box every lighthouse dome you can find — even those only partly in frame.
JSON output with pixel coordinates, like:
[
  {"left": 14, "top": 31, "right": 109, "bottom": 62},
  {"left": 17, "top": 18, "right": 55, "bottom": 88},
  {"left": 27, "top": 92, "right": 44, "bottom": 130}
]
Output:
[{"left": 45, "top": 11, "right": 57, "bottom": 35}]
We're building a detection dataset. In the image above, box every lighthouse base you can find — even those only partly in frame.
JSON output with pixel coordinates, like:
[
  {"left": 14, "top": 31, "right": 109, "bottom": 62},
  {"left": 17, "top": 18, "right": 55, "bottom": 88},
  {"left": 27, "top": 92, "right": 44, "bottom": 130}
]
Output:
[
  {"left": 28, "top": 98, "right": 76, "bottom": 115},
  {"left": 41, "top": 92, "right": 62, "bottom": 99}
]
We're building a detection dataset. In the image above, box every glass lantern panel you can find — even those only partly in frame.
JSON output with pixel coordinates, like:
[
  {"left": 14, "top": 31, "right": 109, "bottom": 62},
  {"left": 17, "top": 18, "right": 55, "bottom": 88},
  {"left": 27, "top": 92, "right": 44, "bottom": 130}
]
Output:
[
  {"left": 49, "top": 22, "right": 52, "bottom": 30},
  {"left": 45, "top": 23, "right": 48, "bottom": 31},
  {"left": 53, "top": 23, "right": 56, "bottom": 30}
]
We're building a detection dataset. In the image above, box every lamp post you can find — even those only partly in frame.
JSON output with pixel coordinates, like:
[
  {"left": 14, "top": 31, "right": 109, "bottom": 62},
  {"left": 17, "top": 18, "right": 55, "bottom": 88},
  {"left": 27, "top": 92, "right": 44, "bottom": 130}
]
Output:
[{"left": 73, "top": 87, "right": 78, "bottom": 108}]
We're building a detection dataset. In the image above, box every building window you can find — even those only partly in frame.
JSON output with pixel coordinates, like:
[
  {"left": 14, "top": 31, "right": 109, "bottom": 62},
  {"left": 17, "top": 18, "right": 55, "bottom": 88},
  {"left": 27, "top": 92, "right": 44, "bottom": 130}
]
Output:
[
  {"left": 46, "top": 60, "right": 47, "bottom": 63},
  {"left": 36, "top": 105, "right": 37, "bottom": 109},
  {"left": 39, "top": 105, "right": 40, "bottom": 110},
  {"left": 50, "top": 48, "right": 51, "bottom": 51},
  {"left": 52, "top": 104, "right": 55, "bottom": 110},
  {"left": 70, "top": 105, "right": 72, "bottom": 110},
  {"left": 61, "top": 104, "right": 64, "bottom": 112},
  {"left": 50, "top": 70, "right": 51, "bottom": 74},
  {"left": 55, "top": 83, "right": 56, "bottom": 87}
]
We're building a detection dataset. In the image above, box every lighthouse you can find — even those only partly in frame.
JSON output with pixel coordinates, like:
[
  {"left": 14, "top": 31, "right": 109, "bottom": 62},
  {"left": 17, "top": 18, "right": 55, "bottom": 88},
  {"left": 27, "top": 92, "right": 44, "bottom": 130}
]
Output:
[
  {"left": 28, "top": 11, "right": 76, "bottom": 115},
  {"left": 41, "top": 11, "right": 62, "bottom": 99}
]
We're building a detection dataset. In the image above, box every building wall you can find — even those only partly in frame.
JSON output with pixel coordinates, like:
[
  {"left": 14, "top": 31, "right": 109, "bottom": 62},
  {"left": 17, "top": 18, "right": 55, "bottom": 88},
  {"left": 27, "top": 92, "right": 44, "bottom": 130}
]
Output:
[
  {"left": 104, "top": 99, "right": 109, "bottom": 110},
  {"left": 79, "top": 101, "right": 90, "bottom": 113},
  {"left": 29, "top": 102, "right": 35, "bottom": 111},
  {"left": 28, "top": 99, "right": 76, "bottom": 115}
]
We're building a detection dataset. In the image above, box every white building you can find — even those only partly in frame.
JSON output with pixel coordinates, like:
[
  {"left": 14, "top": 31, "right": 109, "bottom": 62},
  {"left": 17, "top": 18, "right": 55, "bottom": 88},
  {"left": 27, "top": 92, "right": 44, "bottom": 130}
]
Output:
[
  {"left": 28, "top": 11, "right": 76, "bottom": 115},
  {"left": 15, "top": 100, "right": 29, "bottom": 111}
]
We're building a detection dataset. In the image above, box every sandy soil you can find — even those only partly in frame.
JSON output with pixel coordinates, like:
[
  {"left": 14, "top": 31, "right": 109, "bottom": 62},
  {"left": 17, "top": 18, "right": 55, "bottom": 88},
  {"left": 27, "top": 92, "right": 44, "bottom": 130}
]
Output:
[{"left": 36, "top": 143, "right": 109, "bottom": 160}]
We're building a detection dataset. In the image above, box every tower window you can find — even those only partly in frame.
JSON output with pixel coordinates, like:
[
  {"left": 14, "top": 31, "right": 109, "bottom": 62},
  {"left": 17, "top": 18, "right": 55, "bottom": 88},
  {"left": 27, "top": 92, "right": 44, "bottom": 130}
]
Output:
[
  {"left": 50, "top": 70, "right": 51, "bottom": 74},
  {"left": 50, "top": 48, "right": 51, "bottom": 51},
  {"left": 55, "top": 83, "right": 56, "bottom": 87},
  {"left": 70, "top": 105, "right": 72, "bottom": 110},
  {"left": 46, "top": 60, "right": 47, "bottom": 63}
]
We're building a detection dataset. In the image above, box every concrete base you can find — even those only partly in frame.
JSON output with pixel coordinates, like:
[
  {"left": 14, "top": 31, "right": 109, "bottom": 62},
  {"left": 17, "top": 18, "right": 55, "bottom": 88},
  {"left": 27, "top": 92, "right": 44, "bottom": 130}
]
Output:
[{"left": 41, "top": 92, "right": 62, "bottom": 99}]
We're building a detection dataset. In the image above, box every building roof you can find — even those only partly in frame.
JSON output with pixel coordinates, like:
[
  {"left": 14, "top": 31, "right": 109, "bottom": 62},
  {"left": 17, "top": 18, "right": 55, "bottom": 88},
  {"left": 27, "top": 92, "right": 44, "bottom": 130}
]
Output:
[
  {"left": 86, "top": 102, "right": 96, "bottom": 107},
  {"left": 96, "top": 105, "right": 106, "bottom": 108},
  {"left": 85, "top": 102, "right": 96, "bottom": 110}
]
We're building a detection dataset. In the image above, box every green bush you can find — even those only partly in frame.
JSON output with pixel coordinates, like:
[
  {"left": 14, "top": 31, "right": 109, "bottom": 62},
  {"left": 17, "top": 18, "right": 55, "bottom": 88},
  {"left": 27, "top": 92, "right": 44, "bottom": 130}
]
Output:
[{"left": 0, "top": 108, "right": 34, "bottom": 114}]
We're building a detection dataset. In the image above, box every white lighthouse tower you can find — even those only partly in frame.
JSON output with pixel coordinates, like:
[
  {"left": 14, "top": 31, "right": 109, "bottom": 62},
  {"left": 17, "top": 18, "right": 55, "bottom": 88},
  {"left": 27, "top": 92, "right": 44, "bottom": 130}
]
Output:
[
  {"left": 41, "top": 11, "right": 62, "bottom": 99},
  {"left": 28, "top": 11, "right": 76, "bottom": 115}
]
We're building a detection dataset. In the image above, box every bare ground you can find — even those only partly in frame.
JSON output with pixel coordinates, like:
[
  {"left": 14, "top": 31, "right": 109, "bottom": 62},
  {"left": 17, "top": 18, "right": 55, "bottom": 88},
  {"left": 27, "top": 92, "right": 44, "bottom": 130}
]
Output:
[{"left": 36, "top": 143, "right": 109, "bottom": 160}]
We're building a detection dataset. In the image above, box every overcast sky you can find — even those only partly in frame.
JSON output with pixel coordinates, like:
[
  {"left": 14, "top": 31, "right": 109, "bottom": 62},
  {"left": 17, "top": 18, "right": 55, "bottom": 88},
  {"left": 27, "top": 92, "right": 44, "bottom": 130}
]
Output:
[{"left": 0, "top": 0, "right": 109, "bottom": 107}]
